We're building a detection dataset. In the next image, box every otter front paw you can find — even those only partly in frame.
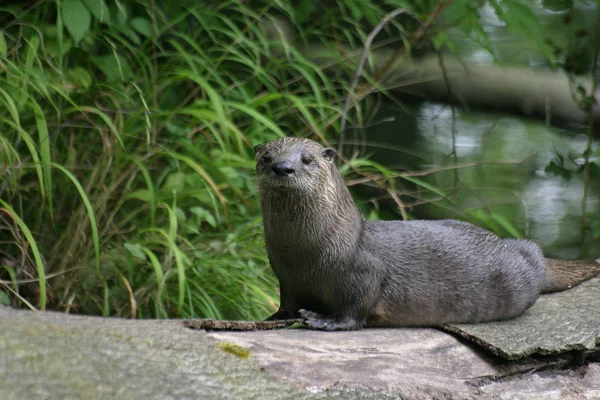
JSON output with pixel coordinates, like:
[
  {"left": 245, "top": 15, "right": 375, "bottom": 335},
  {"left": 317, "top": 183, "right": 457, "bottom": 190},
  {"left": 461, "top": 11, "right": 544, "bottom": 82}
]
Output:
[
  {"left": 299, "top": 309, "right": 361, "bottom": 331},
  {"left": 299, "top": 309, "right": 330, "bottom": 329}
]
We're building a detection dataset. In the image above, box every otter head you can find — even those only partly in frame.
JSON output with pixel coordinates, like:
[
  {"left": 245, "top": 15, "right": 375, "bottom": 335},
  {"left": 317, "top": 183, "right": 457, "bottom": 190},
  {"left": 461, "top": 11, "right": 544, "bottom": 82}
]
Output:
[{"left": 254, "top": 137, "right": 337, "bottom": 195}]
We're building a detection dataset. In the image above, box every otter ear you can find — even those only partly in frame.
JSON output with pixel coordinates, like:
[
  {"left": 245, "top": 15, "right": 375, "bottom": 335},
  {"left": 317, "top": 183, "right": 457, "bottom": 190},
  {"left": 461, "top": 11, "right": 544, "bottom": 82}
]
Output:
[
  {"left": 253, "top": 144, "right": 264, "bottom": 155},
  {"left": 321, "top": 148, "right": 337, "bottom": 162}
]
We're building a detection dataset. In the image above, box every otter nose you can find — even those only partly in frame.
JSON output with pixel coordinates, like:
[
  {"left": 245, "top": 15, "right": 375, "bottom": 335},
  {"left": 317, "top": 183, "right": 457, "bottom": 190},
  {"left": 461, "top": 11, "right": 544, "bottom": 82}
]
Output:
[{"left": 271, "top": 161, "right": 295, "bottom": 177}]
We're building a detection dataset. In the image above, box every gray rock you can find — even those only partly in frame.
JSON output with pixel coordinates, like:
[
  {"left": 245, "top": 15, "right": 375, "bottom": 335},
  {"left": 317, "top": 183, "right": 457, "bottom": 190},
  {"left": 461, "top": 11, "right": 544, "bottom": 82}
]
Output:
[
  {"left": 444, "top": 278, "right": 600, "bottom": 360},
  {"left": 1, "top": 305, "right": 599, "bottom": 399},
  {"left": 0, "top": 305, "right": 379, "bottom": 400},
  {"left": 208, "top": 328, "right": 600, "bottom": 400}
]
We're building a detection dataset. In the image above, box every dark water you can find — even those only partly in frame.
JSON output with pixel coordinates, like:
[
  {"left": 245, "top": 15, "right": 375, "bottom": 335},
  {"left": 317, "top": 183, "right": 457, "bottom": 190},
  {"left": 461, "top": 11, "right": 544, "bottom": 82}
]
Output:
[{"left": 360, "top": 100, "right": 599, "bottom": 259}]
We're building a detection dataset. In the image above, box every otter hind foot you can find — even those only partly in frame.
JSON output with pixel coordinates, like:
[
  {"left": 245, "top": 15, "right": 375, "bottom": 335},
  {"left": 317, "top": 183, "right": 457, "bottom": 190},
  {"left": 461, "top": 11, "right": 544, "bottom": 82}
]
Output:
[{"left": 299, "top": 309, "right": 362, "bottom": 331}]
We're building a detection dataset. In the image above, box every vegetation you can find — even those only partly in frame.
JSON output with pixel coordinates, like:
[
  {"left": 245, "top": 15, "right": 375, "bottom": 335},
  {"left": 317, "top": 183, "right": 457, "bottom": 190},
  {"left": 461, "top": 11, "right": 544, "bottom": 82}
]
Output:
[{"left": 0, "top": 1, "right": 598, "bottom": 318}]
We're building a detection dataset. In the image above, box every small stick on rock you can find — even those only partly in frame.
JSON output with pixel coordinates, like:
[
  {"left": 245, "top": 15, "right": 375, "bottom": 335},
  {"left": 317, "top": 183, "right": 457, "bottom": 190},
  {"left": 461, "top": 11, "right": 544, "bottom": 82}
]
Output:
[{"left": 183, "top": 319, "right": 304, "bottom": 331}]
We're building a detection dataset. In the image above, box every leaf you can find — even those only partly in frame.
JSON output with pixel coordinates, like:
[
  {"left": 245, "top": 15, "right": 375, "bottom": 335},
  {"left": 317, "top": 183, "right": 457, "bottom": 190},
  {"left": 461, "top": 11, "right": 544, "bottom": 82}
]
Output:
[
  {"left": 116, "top": 5, "right": 128, "bottom": 26},
  {"left": 81, "top": 0, "right": 110, "bottom": 23},
  {"left": 544, "top": 161, "right": 571, "bottom": 179},
  {"left": 67, "top": 67, "right": 92, "bottom": 89},
  {"left": 191, "top": 207, "right": 217, "bottom": 228},
  {"left": 163, "top": 172, "right": 186, "bottom": 192},
  {"left": 131, "top": 17, "right": 152, "bottom": 37},
  {"left": 122, "top": 27, "right": 141, "bottom": 45},
  {"left": 490, "top": 0, "right": 555, "bottom": 63},
  {"left": 62, "top": 0, "right": 91, "bottom": 44},
  {"left": 0, "top": 290, "right": 11, "bottom": 305},
  {"left": 125, "top": 189, "right": 154, "bottom": 202},
  {"left": 367, "top": 208, "right": 380, "bottom": 221},
  {"left": 175, "top": 207, "right": 186, "bottom": 222},
  {"left": 452, "top": 3, "right": 493, "bottom": 55},
  {"left": 0, "top": 31, "right": 7, "bottom": 57},
  {"left": 124, "top": 243, "right": 147, "bottom": 260},
  {"left": 92, "top": 53, "right": 133, "bottom": 81},
  {"left": 346, "top": 0, "right": 363, "bottom": 22}
]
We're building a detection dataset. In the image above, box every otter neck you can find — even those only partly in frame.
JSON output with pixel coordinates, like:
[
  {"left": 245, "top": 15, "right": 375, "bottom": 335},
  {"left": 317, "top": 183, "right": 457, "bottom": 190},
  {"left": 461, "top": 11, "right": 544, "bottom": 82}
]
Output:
[{"left": 260, "top": 170, "right": 364, "bottom": 257}]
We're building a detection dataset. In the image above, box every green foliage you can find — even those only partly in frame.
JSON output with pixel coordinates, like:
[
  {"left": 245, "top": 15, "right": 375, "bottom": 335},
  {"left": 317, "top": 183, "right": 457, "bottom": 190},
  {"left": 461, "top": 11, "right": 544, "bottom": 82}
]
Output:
[
  {"left": 0, "top": 0, "right": 347, "bottom": 318},
  {"left": 62, "top": 0, "right": 92, "bottom": 45}
]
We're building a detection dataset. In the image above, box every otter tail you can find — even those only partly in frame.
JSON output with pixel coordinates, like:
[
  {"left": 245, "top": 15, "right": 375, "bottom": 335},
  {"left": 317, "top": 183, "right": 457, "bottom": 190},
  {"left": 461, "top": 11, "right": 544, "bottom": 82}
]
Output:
[{"left": 542, "top": 258, "right": 600, "bottom": 293}]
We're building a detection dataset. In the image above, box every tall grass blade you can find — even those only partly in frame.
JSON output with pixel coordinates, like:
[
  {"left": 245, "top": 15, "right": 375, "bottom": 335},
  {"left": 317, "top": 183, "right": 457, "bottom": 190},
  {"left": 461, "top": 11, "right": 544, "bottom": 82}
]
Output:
[
  {"left": 30, "top": 100, "right": 53, "bottom": 220},
  {"left": 0, "top": 199, "right": 46, "bottom": 310},
  {"left": 51, "top": 163, "right": 100, "bottom": 272}
]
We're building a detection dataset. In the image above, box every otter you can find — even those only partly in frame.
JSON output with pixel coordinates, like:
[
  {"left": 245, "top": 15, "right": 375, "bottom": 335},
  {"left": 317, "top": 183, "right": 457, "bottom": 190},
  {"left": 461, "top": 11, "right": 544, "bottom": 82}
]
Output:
[{"left": 253, "top": 137, "right": 600, "bottom": 331}]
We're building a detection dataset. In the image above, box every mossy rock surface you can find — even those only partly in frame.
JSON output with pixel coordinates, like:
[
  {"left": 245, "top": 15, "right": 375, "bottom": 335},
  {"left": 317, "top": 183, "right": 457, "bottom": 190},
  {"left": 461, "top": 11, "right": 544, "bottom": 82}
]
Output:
[{"left": 2, "top": 293, "right": 600, "bottom": 399}]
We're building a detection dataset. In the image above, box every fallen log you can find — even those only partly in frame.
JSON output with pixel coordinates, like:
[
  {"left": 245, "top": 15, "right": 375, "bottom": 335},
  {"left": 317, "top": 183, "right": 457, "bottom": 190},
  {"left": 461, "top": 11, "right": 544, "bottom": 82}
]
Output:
[{"left": 265, "top": 21, "right": 600, "bottom": 128}]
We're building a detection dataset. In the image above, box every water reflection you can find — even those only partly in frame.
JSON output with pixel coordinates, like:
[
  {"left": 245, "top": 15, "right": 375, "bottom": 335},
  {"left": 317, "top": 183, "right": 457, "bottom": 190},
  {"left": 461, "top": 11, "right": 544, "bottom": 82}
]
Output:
[{"left": 412, "top": 102, "right": 599, "bottom": 258}]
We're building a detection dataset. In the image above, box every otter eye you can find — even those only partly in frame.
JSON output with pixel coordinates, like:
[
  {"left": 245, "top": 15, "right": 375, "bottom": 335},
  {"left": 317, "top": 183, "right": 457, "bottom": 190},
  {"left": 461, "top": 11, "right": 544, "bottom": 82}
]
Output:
[
  {"left": 261, "top": 154, "right": 271, "bottom": 163},
  {"left": 301, "top": 155, "right": 313, "bottom": 165}
]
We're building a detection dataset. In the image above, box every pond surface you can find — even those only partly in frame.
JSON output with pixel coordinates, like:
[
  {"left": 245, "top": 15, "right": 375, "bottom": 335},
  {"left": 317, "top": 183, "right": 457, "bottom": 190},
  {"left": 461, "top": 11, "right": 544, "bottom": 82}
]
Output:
[
  {"left": 419, "top": 102, "right": 597, "bottom": 259},
  {"left": 362, "top": 100, "right": 598, "bottom": 259}
]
